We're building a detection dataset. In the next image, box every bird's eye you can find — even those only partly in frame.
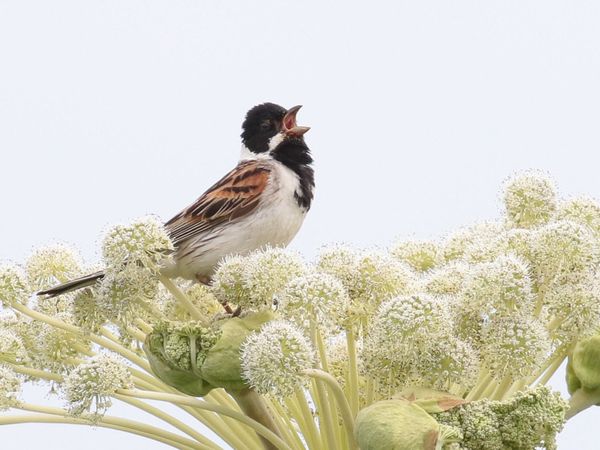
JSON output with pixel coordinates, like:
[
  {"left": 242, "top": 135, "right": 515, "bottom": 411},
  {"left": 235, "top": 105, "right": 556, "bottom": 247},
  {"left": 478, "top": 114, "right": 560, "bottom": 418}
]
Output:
[{"left": 260, "top": 120, "right": 272, "bottom": 131}]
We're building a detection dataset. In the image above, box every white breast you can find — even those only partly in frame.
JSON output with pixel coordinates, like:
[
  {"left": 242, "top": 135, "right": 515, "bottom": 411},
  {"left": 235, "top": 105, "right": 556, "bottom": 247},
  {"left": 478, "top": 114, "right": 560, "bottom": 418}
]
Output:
[{"left": 169, "top": 160, "right": 307, "bottom": 280}]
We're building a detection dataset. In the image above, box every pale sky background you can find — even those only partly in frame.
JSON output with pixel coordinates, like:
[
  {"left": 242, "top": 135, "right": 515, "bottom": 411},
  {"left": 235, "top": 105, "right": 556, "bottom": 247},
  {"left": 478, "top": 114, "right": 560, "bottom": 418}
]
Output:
[{"left": 1, "top": 0, "right": 599, "bottom": 448}]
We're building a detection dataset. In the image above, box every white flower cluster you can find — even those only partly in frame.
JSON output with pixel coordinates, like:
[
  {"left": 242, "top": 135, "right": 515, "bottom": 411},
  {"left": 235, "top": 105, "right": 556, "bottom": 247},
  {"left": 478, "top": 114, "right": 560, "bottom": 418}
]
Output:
[
  {"left": 362, "top": 294, "right": 478, "bottom": 392},
  {"left": 0, "top": 264, "right": 30, "bottom": 307},
  {"left": 101, "top": 216, "right": 174, "bottom": 269},
  {"left": 0, "top": 366, "right": 21, "bottom": 411},
  {"left": 278, "top": 271, "right": 350, "bottom": 332},
  {"left": 241, "top": 320, "right": 314, "bottom": 399},
  {"left": 64, "top": 354, "right": 133, "bottom": 416},
  {"left": 26, "top": 243, "right": 83, "bottom": 292},
  {"left": 211, "top": 246, "right": 306, "bottom": 309},
  {"left": 503, "top": 170, "right": 557, "bottom": 228}
]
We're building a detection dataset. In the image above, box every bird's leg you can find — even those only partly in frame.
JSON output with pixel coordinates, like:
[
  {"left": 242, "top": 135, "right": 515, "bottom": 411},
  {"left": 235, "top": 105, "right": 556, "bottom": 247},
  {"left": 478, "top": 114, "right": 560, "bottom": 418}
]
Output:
[{"left": 195, "top": 274, "right": 235, "bottom": 314}]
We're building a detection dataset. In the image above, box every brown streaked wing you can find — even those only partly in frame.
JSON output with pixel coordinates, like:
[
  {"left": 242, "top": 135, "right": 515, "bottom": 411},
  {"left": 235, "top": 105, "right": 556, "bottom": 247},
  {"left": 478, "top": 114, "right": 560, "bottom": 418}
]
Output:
[{"left": 164, "top": 160, "right": 271, "bottom": 246}]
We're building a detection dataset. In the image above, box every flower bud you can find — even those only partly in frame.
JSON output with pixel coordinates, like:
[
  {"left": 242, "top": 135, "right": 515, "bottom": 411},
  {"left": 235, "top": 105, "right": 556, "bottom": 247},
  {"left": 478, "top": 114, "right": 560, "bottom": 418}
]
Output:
[
  {"left": 570, "top": 334, "right": 600, "bottom": 391},
  {"left": 355, "top": 400, "right": 445, "bottom": 450},
  {"left": 144, "top": 310, "right": 275, "bottom": 395}
]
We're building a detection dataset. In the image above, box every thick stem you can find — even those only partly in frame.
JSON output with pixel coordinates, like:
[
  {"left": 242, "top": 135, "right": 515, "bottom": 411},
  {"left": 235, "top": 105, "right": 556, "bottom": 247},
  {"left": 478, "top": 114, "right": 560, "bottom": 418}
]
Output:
[
  {"left": 228, "top": 388, "right": 284, "bottom": 450},
  {"left": 565, "top": 388, "right": 600, "bottom": 420},
  {"left": 304, "top": 368, "right": 357, "bottom": 449}
]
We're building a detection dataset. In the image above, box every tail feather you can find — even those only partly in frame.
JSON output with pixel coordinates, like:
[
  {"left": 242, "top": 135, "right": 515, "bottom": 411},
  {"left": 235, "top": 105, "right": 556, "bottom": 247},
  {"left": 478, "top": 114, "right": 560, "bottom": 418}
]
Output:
[{"left": 37, "top": 271, "right": 105, "bottom": 297}]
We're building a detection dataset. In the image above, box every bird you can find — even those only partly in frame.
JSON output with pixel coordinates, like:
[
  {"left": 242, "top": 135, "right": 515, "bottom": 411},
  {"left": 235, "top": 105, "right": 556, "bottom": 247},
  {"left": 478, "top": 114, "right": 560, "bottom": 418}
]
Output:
[{"left": 38, "top": 103, "right": 315, "bottom": 300}]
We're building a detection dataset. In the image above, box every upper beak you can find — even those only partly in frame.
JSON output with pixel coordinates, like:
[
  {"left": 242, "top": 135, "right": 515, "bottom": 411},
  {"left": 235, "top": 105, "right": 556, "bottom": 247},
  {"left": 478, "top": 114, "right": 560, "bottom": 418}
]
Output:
[{"left": 282, "top": 105, "right": 310, "bottom": 137}]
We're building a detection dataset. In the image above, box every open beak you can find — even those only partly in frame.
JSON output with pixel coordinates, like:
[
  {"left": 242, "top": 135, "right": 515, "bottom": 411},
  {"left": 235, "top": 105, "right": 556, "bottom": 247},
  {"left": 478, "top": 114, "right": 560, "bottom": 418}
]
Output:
[{"left": 282, "top": 105, "right": 310, "bottom": 137}]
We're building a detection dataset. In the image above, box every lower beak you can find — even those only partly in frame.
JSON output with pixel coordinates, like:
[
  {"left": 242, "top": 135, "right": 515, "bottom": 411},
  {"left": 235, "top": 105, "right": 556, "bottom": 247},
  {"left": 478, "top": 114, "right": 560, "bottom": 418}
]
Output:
[{"left": 282, "top": 105, "right": 310, "bottom": 137}]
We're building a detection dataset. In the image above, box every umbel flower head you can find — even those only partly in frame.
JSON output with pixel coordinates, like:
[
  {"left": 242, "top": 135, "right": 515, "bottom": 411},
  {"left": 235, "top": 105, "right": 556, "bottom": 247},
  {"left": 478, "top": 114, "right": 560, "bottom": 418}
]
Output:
[
  {"left": 442, "top": 221, "right": 508, "bottom": 264},
  {"left": 277, "top": 270, "right": 350, "bottom": 332},
  {"left": 319, "top": 248, "right": 416, "bottom": 318},
  {"left": 0, "top": 366, "right": 21, "bottom": 411},
  {"left": 530, "top": 220, "right": 599, "bottom": 286},
  {"left": 101, "top": 216, "right": 174, "bottom": 269},
  {"left": 480, "top": 315, "right": 551, "bottom": 381},
  {"left": 241, "top": 320, "right": 314, "bottom": 399},
  {"left": 502, "top": 170, "right": 557, "bottom": 228},
  {"left": 461, "top": 254, "right": 535, "bottom": 317},
  {"left": 26, "top": 243, "right": 83, "bottom": 292},
  {"left": 556, "top": 196, "right": 600, "bottom": 236},
  {"left": 64, "top": 354, "right": 133, "bottom": 416},
  {"left": 0, "top": 263, "right": 30, "bottom": 307},
  {"left": 361, "top": 294, "right": 475, "bottom": 392},
  {"left": 212, "top": 247, "right": 305, "bottom": 310},
  {"left": 97, "top": 264, "right": 159, "bottom": 325},
  {"left": 390, "top": 239, "right": 440, "bottom": 272},
  {"left": 0, "top": 328, "right": 28, "bottom": 364}
]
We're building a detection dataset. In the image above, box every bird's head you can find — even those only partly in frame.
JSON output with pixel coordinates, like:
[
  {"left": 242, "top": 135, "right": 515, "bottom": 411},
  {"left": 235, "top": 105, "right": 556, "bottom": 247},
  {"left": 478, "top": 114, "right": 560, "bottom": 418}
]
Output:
[{"left": 240, "top": 103, "right": 311, "bottom": 159}]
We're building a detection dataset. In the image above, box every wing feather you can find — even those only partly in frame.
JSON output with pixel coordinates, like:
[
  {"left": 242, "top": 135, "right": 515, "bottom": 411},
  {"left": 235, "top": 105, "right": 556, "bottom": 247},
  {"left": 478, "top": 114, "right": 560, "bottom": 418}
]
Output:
[{"left": 165, "top": 161, "right": 271, "bottom": 247}]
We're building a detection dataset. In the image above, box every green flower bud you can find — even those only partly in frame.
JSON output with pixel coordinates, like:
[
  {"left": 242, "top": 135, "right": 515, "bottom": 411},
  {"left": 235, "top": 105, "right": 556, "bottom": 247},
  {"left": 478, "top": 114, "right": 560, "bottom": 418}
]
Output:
[
  {"left": 355, "top": 400, "right": 447, "bottom": 450},
  {"left": 566, "top": 358, "right": 581, "bottom": 396},
  {"left": 571, "top": 334, "right": 600, "bottom": 391},
  {"left": 144, "top": 310, "right": 275, "bottom": 396},
  {"left": 202, "top": 310, "right": 276, "bottom": 390}
]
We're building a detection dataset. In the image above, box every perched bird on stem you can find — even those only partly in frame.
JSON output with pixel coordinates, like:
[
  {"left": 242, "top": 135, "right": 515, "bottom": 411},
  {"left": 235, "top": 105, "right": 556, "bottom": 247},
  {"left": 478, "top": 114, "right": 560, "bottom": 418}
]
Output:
[{"left": 38, "top": 103, "right": 315, "bottom": 312}]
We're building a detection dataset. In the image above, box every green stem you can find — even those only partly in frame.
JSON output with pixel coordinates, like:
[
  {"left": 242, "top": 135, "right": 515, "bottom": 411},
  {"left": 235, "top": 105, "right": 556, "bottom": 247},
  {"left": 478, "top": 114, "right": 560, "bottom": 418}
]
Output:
[
  {"left": 159, "top": 275, "right": 205, "bottom": 321},
  {"left": 309, "top": 321, "right": 338, "bottom": 450},
  {"left": 491, "top": 375, "right": 513, "bottom": 401},
  {"left": 565, "top": 388, "right": 600, "bottom": 420},
  {"left": 17, "top": 404, "right": 207, "bottom": 450},
  {"left": 266, "top": 397, "right": 307, "bottom": 450},
  {"left": 304, "top": 368, "right": 357, "bottom": 449},
  {"left": 291, "top": 389, "right": 321, "bottom": 449},
  {"left": 117, "top": 389, "right": 292, "bottom": 450},
  {"left": 536, "top": 353, "right": 567, "bottom": 387},
  {"left": 6, "top": 363, "right": 63, "bottom": 382},
  {"left": 227, "top": 388, "right": 284, "bottom": 450},
  {"left": 113, "top": 394, "right": 220, "bottom": 449},
  {"left": 0, "top": 414, "right": 200, "bottom": 450},
  {"left": 345, "top": 328, "right": 360, "bottom": 416}
]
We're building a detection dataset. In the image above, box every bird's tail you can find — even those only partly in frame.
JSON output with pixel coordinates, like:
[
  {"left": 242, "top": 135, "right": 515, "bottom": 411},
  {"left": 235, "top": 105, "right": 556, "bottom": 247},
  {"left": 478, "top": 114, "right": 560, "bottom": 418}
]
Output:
[{"left": 37, "top": 270, "right": 105, "bottom": 297}]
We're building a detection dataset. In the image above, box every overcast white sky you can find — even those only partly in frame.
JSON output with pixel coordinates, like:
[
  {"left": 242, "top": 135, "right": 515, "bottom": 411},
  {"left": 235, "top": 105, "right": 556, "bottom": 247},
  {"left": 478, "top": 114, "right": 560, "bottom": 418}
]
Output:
[{"left": 1, "top": 1, "right": 599, "bottom": 448}]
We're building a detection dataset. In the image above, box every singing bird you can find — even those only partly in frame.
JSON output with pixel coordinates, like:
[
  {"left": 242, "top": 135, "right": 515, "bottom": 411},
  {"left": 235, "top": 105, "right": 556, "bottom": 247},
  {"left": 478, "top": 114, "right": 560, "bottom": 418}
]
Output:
[{"left": 38, "top": 103, "right": 314, "bottom": 297}]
